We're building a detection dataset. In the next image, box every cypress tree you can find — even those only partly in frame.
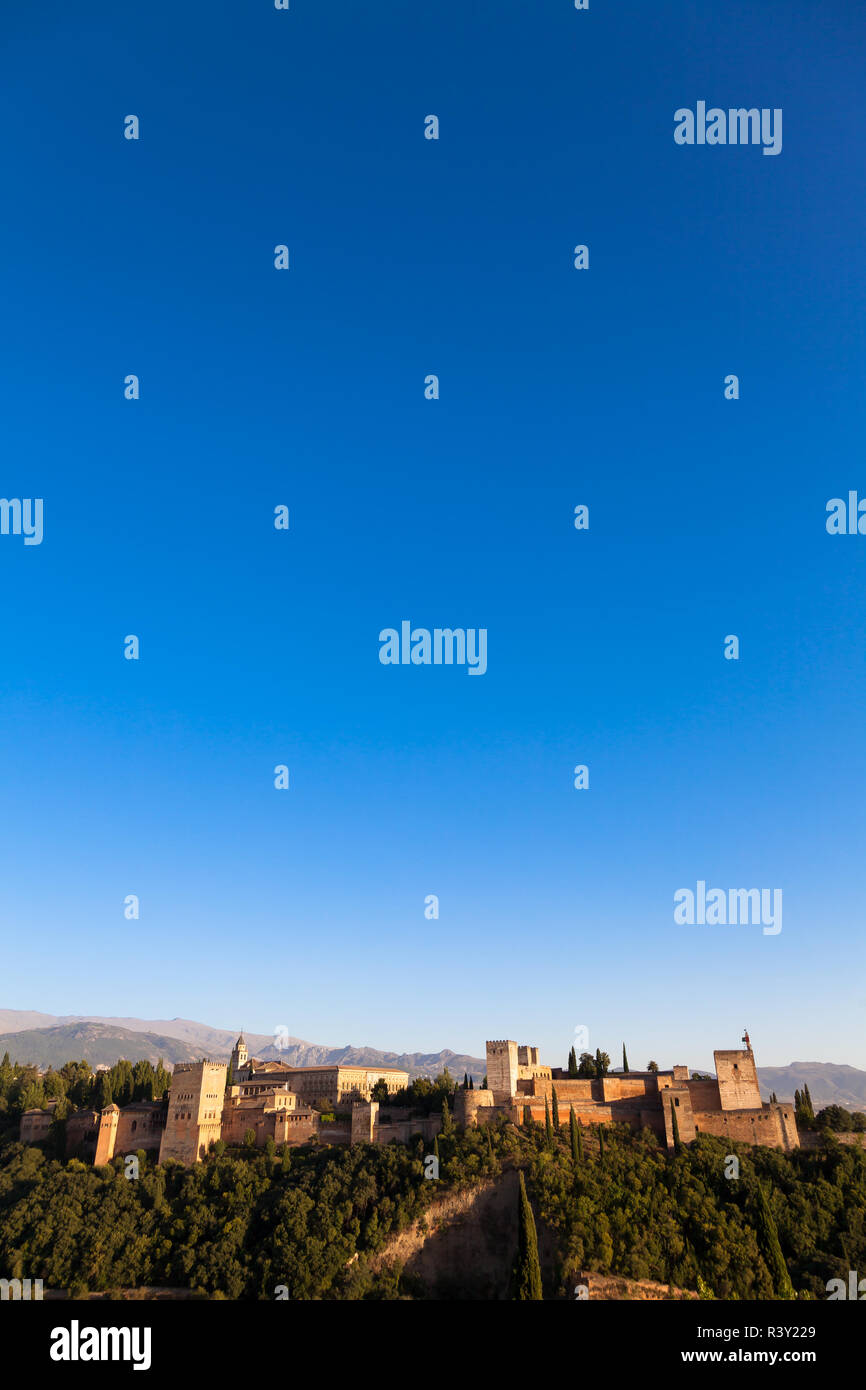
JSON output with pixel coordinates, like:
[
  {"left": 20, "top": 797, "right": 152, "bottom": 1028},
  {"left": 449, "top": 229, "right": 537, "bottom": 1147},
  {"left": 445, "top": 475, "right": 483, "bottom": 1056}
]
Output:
[
  {"left": 622, "top": 1043, "right": 629, "bottom": 1074},
  {"left": 513, "top": 1172, "right": 543, "bottom": 1300},
  {"left": 577, "top": 1116, "right": 584, "bottom": 1161},
  {"left": 551, "top": 1086, "right": 560, "bottom": 1132},
  {"left": 598, "top": 1123, "right": 605, "bottom": 1162},
  {"left": 433, "top": 1133, "right": 440, "bottom": 1161},
  {"left": 544, "top": 1096, "right": 553, "bottom": 1146},
  {"left": 523, "top": 1104, "right": 533, "bottom": 1128},
  {"left": 755, "top": 1181, "right": 795, "bottom": 1298},
  {"left": 469, "top": 1075, "right": 474, "bottom": 1089},
  {"left": 803, "top": 1084, "right": 814, "bottom": 1119},
  {"left": 567, "top": 1046, "right": 578, "bottom": 1078},
  {"left": 670, "top": 1099, "right": 681, "bottom": 1153},
  {"left": 486, "top": 1126, "right": 494, "bottom": 1159},
  {"left": 569, "top": 1106, "right": 580, "bottom": 1163},
  {"left": 463, "top": 1072, "right": 469, "bottom": 1089},
  {"left": 441, "top": 1096, "right": 453, "bottom": 1135}
]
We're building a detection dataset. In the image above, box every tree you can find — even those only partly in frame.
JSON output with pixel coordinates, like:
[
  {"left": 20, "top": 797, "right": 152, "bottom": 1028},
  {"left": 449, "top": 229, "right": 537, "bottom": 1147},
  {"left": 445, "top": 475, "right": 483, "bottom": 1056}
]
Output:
[
  {"left": 567, "top": 1047, "right": 578, "bottom": 1078},
  {"left": 544, "top": 1096, "right": 553, "bottom": 1147},
  {"left": 441, "top": 1096, "right": 453, "bottom": 1136},
  {"left": 110, "top": 1060, "right": 134, "bottom": 1107},
  {"left": 154, "top": 1060, "right": 171, "bottom": 1101},
  {"left": 132, "top": 1060, "right": 155, "bottom": 1103},
  {"left": 569, "top": 1107, "right": 580, "bottom": 1163},
  {"left": 513, "top": 1172, "right": 543, "bottom": 1300},
  {"left": 482, "top": 1074, "right": 487, "bottom": 1089},
  {"left": 469, "top": 1075, "right": 474, "bottom": 1090},
  {"left": 463, "top": 1073, "right": 469, "bottom": 1090},
  {"left": 551, "top": 1087, "right": 560, "bottom": 1132},
  {"left": 243, "top": 1128, "right": 256, "bottom": 1148},
  {"left": 598, "top": 1124, "right": 605, "bottom": 1162},
  {"left": 622, "top": 1044, "right": 629, "bottom": 1074},
  {"left": 523, "top": 1105, "right": 533, "bottom": 1128},
  {"left": 577, "top": 1052, "right": 596, "bottom": 1077},
  {"left": 371, "top": 1079, "right": 389, "bottom": 1103},
  {"left": 595, "top": 1049, "right": 610, "bottom": 1078},
  {"left": 754, "top": 1182, "right": 795, "bottom": 1298},
  {"left": 647, "top": 1060, "right": 659, "bottom": 1073},
  {"left": 95, "top": 1073, "right": 113, "bottom": 1110},
  {"left": 795, "top": 1086, "right": 815, "bottom": 1130}
]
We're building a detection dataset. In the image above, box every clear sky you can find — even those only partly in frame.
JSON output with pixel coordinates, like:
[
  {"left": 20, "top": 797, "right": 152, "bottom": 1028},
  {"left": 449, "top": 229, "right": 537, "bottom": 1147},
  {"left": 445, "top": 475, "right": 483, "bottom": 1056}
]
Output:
[{"left": 1, "top": 1, "right": 864, "bottom": 1073}]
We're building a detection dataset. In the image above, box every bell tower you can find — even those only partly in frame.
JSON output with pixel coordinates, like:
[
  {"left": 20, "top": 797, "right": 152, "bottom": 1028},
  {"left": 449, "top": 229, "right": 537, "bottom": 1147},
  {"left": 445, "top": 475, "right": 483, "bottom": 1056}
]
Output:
[{"left": 230, "top": 1032, "right": 249, "bottom": 1078}]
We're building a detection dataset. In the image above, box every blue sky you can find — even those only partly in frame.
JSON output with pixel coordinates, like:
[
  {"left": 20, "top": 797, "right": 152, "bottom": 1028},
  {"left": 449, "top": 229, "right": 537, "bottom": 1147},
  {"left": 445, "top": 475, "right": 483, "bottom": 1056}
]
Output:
[{"left": 1, "top": 1, "right": 864, "bottom": 1072}]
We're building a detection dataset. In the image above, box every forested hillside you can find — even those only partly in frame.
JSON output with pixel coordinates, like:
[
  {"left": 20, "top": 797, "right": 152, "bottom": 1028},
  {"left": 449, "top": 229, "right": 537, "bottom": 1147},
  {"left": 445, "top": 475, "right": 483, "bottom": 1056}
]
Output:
[{"left": 0, "top": 1109, "right": 862, "bottom": 1300}]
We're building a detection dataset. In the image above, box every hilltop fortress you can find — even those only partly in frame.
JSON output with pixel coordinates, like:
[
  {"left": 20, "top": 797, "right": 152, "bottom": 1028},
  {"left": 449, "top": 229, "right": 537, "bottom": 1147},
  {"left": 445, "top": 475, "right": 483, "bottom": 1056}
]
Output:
[
  {"left": 20, "top": 1032, "right": 799, "bottom": 1164},
  {"left": 459, "top": 1036, "right": 799, "bottom": 1152}
]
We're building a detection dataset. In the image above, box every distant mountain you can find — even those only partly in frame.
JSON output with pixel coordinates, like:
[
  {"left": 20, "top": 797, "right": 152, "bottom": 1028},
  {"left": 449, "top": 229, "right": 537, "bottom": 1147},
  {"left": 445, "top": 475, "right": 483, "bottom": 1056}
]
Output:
[
  {"left": 0, "top": 1023, "right": 203, "bottom": 1069},
  {"left": 757, "top": 1063, "right": 866, "bottom": 1112},
  {"left": 0, "top": 1011, "right": 486, "bottom": 1081},
  {"left": 0, "top": 1013, "right": 279, "bottom": 1060},
  {"left": 252, "top": 1041, "right": 487, "bottom": 1082}
]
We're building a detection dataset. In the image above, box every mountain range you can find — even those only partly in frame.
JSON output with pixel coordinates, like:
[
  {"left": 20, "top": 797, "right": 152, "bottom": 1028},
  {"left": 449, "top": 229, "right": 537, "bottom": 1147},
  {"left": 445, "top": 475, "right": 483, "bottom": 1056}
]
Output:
[
  {"left": 0, "top": 1011, "right": 487, "bottom": 1082},
  {"left": 0, "top": 1011, "right": 863, "bottom": 1109}
]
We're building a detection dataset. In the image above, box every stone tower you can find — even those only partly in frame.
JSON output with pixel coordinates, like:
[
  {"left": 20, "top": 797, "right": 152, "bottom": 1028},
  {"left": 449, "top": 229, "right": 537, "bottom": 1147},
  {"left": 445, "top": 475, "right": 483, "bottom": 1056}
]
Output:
[
  {"left": 93, "top": 1104, "right": 120, "bottom": 1165},
  {"left": 714, "top": 1047, "right": 762, "bottom": 1110},
  {"left": 486, "top": 1040, "right": 519, "bottom": 1104},
  {"left": 230, "top": 1033, "right": 249, "bottom": 1079},
  {"left": 158, "top": 1061, "right": 226, "bottom": 1165}
]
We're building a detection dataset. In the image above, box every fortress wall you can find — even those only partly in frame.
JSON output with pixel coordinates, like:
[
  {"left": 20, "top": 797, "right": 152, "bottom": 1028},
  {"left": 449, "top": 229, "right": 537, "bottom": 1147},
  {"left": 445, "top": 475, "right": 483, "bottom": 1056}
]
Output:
[
  {"left": 273, "top": 1111, "right": 319, "bottom": 1145},
  {"left": 19, "top": 1110, "right": 54, "bottom": 1144},
  {"left": 685, "top": 1080, "right": 722, "bottom": 1111},
  {"left": 601, "top": 1077, "right": 654, "bottom": 1102},
  {"left": 640, "top": 1107, "right": 667, "bottom": 1138},
  {"left": 532, "top": 1076, "right": 656, "bottom": 1104},
  {"left": 798, "top": 1130, "right": 866, "bottom": 1151},
  {"left": 661, "top": 1088, "right": 697, "bottom": 1147},
  {"left": 691, "top": 1106, "right": 796, "bottom": 1151},
  {"left": 374, "top": 1115, "right": 441, "bottom": 1144},
  {"left": 454, "top": 1088, "right": 496, "bottom": 1128},
  {"left": 65, "top": 1110, "right": 99, "bottom": 1159},
  {"left": 530, "top": 1078, "right": 598, "bottom": 1101},
  {"left": 114, "top": 1105, "right": 165, "bottom": 1155}
]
